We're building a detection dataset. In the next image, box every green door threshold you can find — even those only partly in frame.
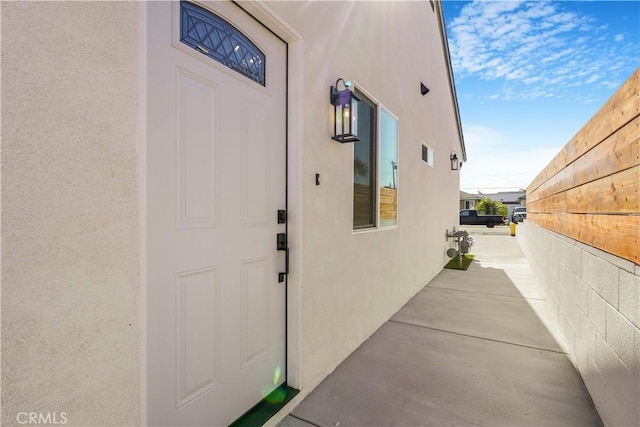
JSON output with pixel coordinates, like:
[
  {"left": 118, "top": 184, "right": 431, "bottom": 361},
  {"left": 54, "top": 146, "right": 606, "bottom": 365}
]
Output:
[{"left": 230, "top": 385, "right": 299, "bottom": 427}]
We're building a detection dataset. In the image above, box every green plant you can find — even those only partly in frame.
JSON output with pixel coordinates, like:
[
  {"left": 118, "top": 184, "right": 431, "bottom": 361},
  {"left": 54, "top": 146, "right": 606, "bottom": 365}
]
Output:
[
  {"left": 476, "top": 198, "right": 508, "bottom": 217},
  {"left": 354, "top": 158, "right": 369, "bottom": 177}
]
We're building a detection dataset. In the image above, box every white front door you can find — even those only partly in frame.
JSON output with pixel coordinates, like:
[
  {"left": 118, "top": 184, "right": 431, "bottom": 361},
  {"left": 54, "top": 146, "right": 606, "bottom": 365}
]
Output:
[{"left": 146, "top": 1, "right": 287, "bottom": 425}]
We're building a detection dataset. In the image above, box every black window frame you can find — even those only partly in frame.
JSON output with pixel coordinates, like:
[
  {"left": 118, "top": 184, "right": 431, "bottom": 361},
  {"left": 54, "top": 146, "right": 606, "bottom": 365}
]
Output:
[{"left": 353, "top": 90, "right": 378, "bottom": 230}]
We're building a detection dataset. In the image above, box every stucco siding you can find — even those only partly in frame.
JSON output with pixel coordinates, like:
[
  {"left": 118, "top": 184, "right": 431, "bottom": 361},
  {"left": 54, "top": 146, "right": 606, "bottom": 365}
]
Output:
[
  {"left": 1, "top": 1, "right": 463, "bottom": 423},
  {"left": 1, "top": 2, "right": 140, "bottom": 426},
  {"left": 267, "top": 1, "right": 462, "bottom": 390}
]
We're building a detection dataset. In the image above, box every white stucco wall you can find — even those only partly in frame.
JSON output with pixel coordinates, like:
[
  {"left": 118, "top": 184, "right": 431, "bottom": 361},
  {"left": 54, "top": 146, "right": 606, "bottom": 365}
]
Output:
[
  {"left": 267, "top": 1, "right": 463, "bottom": 391},
  {"left": 1, "top": 3, "right": 140, "bottom": 426},
  {"left": 2, "top": 1, "right": 463, "bottom": 424}
]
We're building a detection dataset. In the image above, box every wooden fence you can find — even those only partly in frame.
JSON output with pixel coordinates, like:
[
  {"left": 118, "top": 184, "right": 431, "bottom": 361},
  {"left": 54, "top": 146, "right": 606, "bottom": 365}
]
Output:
[
  {"left": 380, "top": 187, "right": 397, "bottom": 221},
  {"left": 353, "top": 184, "right": 397, "bottom": 224},
  {"left": 527, "top": 68, "right": 639, "bottom": 265}
]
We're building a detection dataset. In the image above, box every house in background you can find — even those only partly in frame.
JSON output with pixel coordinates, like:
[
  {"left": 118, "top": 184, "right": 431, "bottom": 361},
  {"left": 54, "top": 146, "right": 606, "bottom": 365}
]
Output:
[
  {"left": 2, "top": 1, "right": 465, "bottom": 426},
  {"left": 459, "top": 190, "right": 481, "bottom": 210},
  {"left": 480, "top": 190, "right": 526, "bottom": 219}
]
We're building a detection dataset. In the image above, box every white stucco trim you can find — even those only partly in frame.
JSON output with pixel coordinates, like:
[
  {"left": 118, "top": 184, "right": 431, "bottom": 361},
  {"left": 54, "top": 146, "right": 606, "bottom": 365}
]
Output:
[
  {"left": 233, "top": 0, "right": 305, "bottom": 392},
  {"left": 138, "top": 3, "right": 148, "bottom": 426}
]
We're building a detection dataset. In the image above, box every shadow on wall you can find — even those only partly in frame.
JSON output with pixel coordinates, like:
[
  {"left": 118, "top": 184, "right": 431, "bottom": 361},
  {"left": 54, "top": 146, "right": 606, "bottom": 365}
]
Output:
[{"left": 516, "top": 223, "right": 640, "bottom": 427}]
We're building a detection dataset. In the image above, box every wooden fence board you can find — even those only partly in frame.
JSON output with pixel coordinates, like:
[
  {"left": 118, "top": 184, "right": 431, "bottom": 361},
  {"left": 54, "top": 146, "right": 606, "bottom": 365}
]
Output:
[
  {"left": 529, "top": 68, "right": 640, "bottom": 193},
  {"left": 529, "top": 213, "right": 640, "bottom": 264},
  {"left": 565, "top": 166, "right": 639, "bottom": 214},
  {"left": 526, "top": 70, "right": 639, "bottom": 265},
  {"left": 528, "top": 192, "right": 567, "bottom": 214},
  {"left": 354, "top": 183, "right": 373, "bottom": 224},
  {"left": 528, "top": 117, "right": 640, "bottom": 204},
  {"left": 380, "top": 187, "right": 397, "bottom": 221},
  {"left": 527, "top": 162, "right": 576, "bottom": 204},
  {"left": 531, "top": 166, "right": 639, "bottom": 214},
  {"left": 569, "top": 118, "right": 639, "bottom": 191}
]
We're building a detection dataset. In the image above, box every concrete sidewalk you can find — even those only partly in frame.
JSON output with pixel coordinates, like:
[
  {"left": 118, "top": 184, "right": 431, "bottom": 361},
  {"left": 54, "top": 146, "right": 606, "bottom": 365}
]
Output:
[{"left": 277, "top": 233, "right": 602, "bottom": 426}]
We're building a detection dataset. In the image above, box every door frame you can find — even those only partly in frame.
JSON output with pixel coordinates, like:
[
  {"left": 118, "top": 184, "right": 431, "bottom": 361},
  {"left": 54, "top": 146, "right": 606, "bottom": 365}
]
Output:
[{"left": 138, "top": 1, "right": 304, "bottom": 424}]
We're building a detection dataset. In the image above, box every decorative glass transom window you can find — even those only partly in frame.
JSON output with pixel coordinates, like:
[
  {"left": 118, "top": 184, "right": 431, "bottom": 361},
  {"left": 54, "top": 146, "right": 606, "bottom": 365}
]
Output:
[{"left": 180, "top": 1, "right": 266, "bottom": 86}]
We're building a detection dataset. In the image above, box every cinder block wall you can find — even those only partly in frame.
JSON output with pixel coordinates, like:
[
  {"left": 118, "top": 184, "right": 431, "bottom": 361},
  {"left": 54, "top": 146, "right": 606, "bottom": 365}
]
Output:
[
  {"left": 521, "top": 69, "right": 639, "bottom": 426},
  {"left": 518, "top": 222, "right": 639, "bottom": 426}
]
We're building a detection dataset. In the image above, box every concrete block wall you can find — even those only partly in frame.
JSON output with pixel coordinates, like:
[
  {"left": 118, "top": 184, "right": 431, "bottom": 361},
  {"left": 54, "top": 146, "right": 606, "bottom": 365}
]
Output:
[{"left": 517, "top": 222, "right": 640, "bottom": 427}]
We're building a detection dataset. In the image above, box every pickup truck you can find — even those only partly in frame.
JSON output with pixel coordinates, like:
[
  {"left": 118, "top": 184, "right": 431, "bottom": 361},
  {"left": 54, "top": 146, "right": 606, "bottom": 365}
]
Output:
[{"left": 459, "top": 209, "right": 505, "bottom": 228}]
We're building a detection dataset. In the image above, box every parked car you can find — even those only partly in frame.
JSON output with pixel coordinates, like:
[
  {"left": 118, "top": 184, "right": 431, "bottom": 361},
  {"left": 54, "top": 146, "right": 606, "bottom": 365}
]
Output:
[
  {"left": 459, "top": 209, "right": 505, "bottom": 228},
  {"left": 511, "top": 207, "right": 527, "bottom": 223}
]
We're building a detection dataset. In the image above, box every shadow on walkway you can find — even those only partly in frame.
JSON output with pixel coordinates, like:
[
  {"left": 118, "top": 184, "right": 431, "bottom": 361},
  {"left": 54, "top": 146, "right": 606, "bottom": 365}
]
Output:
[{"left": 278, "top": 234, "right": 602, "bottom": 427}]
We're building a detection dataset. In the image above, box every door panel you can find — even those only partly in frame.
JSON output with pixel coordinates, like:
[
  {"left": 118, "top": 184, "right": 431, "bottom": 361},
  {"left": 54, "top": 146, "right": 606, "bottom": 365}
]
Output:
[
  {"left": 176, "top": 70, "right": 218, "bottom": 229},
  {"left": 176, "top": 267, "right": 220, "bottom": 408},
  {"left": 241, "top": 100, "right": 270, "bottom": 226},
  {"left": 240, "top": 257, "right": 270, "bottom": 367},
  {"left": 147, "top": 1, "right": 287, "bottom": 425}
]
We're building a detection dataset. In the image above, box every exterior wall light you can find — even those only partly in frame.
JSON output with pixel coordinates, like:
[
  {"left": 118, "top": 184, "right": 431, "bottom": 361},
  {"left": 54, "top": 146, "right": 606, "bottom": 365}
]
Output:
[
  {"left": 330, "top": 78, "right": 359, "bottom": 143},
  {"left": 450, "top": 153, "right": 459, "bottom": 170}
]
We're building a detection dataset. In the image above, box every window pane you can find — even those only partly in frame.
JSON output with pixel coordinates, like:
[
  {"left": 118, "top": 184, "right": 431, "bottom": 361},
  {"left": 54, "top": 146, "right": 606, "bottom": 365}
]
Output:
[
  {"left": 379, "top": 108, "right": 397, "bottom": 227},
  {"left": 422, "top": 143, "right": 434, "bottom": 167},
  {"left": 353, "top": 94, "right": 376, "bottom": 229},
  {"left": 180, "top": 1, "right": 266, "bottom": 86}
]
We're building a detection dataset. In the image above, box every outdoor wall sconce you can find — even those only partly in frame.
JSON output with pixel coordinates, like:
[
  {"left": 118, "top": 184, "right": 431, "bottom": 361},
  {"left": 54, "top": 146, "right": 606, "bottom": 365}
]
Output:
[
  {"left": 330, "top": 78, "right": 359, "bottom": 143},
  {"left": 450, "top": 153, "right": 459, "bottom": 170},
  {"left": 421, "top": 82, "right": 430, "bottom": 96}
]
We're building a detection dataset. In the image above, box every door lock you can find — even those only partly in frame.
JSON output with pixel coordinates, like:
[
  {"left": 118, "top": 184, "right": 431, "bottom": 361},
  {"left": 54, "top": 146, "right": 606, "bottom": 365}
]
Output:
[
  {"left": 277, "top": 210, "right": 287, "bottom": 224},
  {"left": 278, "top": 249, "right": 289, "bottom": 283},
  {"left": 277, "top": 233, "right": 287, "bottom": 251},
  {"left": 277, "top": 233, "right": 288, "bottom": 282}
]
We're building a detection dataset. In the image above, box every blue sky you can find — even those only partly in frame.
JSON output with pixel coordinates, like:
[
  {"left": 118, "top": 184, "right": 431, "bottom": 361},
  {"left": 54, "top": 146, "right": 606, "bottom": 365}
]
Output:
[{"left": 442, "top": 0, "right": 640, "bottom": 193}]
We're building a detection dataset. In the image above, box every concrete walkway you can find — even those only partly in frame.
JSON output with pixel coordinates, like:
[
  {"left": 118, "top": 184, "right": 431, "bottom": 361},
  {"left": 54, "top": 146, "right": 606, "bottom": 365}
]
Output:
[{"left": 277, "top": 231, "right": 602, "bottom": 426}]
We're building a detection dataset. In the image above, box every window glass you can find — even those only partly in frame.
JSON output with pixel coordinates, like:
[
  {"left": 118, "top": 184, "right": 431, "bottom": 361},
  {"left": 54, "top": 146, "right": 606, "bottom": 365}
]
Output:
[
  {"left": 422, "top": 143, "right": 434, "bottom": 167},
  {"left": 353, "top": 93, "right": 376, "bottom": 229},
  {"left": 180, "top": 1, "right": 266, "bottom": 86},
  {"left": 379, "top": 108, "right": 398, "bottom": 227}
]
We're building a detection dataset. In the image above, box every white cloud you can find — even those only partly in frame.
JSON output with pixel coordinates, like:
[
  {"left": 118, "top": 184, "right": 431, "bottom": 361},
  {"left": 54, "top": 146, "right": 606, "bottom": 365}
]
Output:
[
  {"left": 460, "top": 146, "right": 561, "bottom": 193},
  {"left": 540, "top": 48, "right": 575, "bottom": 64},
  {"left": 447, "top": 0, "right": 640, "bottom": 102},
  {"left": 463, "top": 124, "right": 506, "bottom": 150},
  {"left": 522, "top": 76, "right": 542, "bottom": 84},
  {"left": 463, "top": 125, "right": 506, "bottom": 158},
  {"left": 585, "top": 74, "right": 601, "bottom": 84},
  {"left": 601, "top": 80, "right": 622, "bottom": 90},
  {"left": 459, "top": 123, "right": 562, "bottom": 192}
]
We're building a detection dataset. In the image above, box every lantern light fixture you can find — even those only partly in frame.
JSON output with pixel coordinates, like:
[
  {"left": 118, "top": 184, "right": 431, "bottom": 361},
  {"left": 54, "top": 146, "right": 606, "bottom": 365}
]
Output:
[
  {"left": 330, "top": 78, "right": 360, "bottom": 143},
  {"left": 450, "top": 153, "right": 459, "bottom": 170}
]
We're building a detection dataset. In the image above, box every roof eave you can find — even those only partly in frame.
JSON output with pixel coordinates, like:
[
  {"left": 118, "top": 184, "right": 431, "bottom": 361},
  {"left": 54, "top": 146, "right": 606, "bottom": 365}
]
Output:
[{"left": 434, "top": 0, "right": 467, "bottom": 163}]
